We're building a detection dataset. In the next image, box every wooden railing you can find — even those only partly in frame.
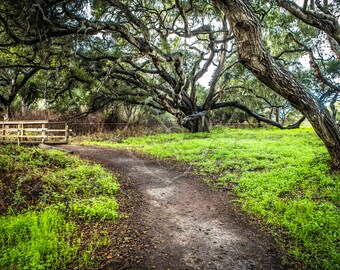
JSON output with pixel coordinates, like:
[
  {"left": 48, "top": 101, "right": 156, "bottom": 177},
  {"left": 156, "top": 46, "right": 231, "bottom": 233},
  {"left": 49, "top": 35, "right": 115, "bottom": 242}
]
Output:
[{"left": 0, "top": 120, "right": 69, "bottom": 145}]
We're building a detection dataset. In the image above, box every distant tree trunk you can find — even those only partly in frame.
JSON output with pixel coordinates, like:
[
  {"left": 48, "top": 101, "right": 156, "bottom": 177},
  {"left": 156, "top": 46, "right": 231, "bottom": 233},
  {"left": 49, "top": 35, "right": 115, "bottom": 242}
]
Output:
[
  {"left": 181, "top": 112, "right": 210, "bottom": 133},
  {"left": 22, "top": 103, "right": 29, "bottom": 118},
  {"left": 215, "top": 0, "right": 340, "bottom": 171},
  {"left": 269, "top": 108, "right": 274, "bottom": 121},
  {"left": 3, "top": 104, "right": 12, "bottom": 120}
]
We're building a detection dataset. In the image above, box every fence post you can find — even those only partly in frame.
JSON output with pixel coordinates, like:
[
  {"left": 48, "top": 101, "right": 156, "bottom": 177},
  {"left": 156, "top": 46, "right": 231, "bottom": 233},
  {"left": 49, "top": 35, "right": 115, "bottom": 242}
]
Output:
[
  {"left": 42, "top": 123, "right": 46, "bottom": 144},
  {"left": 22, "top": 123, "right": 25, "bottom": 143},
  {"left": 65, "top": 123, "right": 69, "bottom": 144},
  {"left": 1, "top": 122, "right": 4, "bottom": 142},
  {"left": 17, "top": 124, "right": 21, "bottom": 145}
]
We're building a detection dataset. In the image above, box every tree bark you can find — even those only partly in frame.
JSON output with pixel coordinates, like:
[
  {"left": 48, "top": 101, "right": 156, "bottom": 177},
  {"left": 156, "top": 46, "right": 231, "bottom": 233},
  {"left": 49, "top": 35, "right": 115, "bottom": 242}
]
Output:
[
  {"left": 183, "top": 119, "right": 210, "bottom": 133},
  {"left": 21, "top": 103, "right": 29, "bottom": 118},
  {"left": 181, "top": 111, "right": 210, "bottom": 132},
  {"left": 3, "top": 104, "right": 12, "bottom": 120},
  {"left": 275, "top": 108, "right": 280, "bottom": 123},
  {"left": 215, "top": 0, "right": 340, "bottom": 170},
  {"left": 212, "top": 101, "right": 305, "bottom": 129}
]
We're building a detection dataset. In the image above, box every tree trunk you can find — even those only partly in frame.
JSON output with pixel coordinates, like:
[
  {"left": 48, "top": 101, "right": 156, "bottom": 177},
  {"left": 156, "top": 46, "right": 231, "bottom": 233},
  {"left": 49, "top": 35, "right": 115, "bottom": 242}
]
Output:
[
  {"left": 22, "top": 103, "right": 29, "bottom": 118},
  {"left": 3, "top": 104, "right": 12, "bottom": 120},
  {"left": 215, "top": 0, "right": 340, "bottom": 170},
  {"left": 269, "top": 108, "right": 273, "bottom": 121},
  {"left": 181, "top": 112, "right": 210, "bottom": 133}
]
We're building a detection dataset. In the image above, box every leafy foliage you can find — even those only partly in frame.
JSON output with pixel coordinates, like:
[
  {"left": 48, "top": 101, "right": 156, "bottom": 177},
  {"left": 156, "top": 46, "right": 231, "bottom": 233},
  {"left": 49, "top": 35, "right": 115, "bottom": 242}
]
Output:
[{"left": 70, "top": 196, "right": 119, "bottom": 221}]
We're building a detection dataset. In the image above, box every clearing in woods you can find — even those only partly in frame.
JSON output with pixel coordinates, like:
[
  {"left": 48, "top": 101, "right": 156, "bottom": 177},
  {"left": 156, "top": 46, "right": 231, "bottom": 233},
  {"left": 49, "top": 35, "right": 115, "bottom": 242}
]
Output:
[{"left": 61, "top": 145, "right": 287, "bottom": 270}]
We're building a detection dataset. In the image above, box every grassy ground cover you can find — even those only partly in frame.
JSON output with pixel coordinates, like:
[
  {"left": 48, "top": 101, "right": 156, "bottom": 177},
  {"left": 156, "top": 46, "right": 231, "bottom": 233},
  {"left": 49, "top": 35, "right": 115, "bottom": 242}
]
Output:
[
  {"left": 0, "top": 145, "right": 120, "bottom": 269},
  {"left": 84, "top": 127, "right": 340, "bottom": 269}
]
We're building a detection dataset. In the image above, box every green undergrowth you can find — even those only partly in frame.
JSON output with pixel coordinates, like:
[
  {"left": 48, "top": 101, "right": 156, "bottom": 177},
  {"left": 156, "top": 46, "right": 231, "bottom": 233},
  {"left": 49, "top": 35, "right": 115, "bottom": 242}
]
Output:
[
  {"left": 84, "top": 127, "right": 340, "bottom": 269},
  {"left": 0, "top": 145, "right": 120, "bottom": 269}
]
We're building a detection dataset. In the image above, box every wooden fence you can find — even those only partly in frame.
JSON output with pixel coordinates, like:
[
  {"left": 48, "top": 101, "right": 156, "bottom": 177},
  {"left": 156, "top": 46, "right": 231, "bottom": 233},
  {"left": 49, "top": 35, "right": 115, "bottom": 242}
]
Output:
[{"left": 0, "top": 121, "right": 69, "bottom": 145}]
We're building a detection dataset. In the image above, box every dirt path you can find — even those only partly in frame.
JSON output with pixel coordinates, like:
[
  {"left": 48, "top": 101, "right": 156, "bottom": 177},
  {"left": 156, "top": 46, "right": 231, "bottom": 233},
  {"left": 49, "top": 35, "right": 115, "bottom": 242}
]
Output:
[{"left": 61, "top": 145, "right": 286, "bottom": 270}]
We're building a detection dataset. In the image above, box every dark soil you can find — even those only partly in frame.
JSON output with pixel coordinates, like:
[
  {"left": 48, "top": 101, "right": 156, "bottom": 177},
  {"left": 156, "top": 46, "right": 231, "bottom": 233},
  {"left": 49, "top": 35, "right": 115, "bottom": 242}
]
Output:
[
  {"left": 60, "top": 145, "right": 289, "bottom": 270},
  {"left": 0, "top": 170, "right": 44, "bottom": 215}
]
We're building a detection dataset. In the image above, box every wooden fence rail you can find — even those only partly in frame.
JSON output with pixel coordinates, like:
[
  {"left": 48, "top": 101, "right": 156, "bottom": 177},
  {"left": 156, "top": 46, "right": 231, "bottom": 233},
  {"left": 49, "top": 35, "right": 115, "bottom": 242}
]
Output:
[{"left": 0, "top": 121, "right": 69, "bottom": 145}]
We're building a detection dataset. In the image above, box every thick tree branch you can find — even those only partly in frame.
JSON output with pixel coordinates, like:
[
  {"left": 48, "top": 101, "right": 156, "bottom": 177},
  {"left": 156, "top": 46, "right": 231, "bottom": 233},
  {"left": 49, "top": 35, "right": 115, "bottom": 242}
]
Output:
[
  {"left": 276, "top": 0, "right": 340, "bottom": 46},
  {"left": 291, "top": 35, "right": 340, "bottom": 93},
  {"left": 211, "top": 100, "right": 305, "bottom": 129}
]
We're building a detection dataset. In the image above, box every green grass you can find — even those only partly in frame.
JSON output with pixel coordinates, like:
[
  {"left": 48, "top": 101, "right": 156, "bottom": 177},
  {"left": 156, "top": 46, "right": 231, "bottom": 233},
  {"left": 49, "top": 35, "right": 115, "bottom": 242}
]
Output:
[
  {"left": 0, "top": 209, "right": 78, "bottom": 270},
  {"left": 70, "top": 196, "right": 119, "bottom": 221},
  {"left": 84, "top": 127, "right": 340, "bottom": 269},
  {"left": 0, "top": 145, "right": 120, "bottom": 269}
]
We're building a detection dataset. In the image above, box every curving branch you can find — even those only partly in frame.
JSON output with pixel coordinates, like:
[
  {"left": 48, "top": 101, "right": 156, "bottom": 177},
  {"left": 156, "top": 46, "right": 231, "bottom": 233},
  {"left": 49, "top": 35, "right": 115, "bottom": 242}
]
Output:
[
  {"left": 211, "top": 100, "right": 305, "bottom": 129},
  {"left": 276, "top": 0, "right": 340, "bottom": 48},
  {"left": 290, "top": 35, "right": 340, "bottom": 93}
]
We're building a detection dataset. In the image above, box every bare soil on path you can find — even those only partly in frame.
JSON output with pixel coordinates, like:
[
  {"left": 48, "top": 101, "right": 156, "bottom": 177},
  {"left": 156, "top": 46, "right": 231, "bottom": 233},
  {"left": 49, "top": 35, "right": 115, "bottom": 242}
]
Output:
[{"left": 60, "top": 145, "right": 287, "bottom": 270}]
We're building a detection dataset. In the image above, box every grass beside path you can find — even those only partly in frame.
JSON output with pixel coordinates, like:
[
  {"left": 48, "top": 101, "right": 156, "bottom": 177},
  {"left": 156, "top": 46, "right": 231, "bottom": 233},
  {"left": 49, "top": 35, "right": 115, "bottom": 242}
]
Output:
[
  {"left": 84, "top": 127, "right": 340, "bottom": 269},
  {"left": 0, "top": 145, "right": 120, "bottom": 269}
]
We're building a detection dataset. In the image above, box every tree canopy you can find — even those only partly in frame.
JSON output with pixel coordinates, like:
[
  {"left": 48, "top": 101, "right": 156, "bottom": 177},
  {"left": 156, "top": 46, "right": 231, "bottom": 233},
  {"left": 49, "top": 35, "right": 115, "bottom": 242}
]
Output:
[{"left": 0, "top": 0, "right": 339, "bottom": 169}]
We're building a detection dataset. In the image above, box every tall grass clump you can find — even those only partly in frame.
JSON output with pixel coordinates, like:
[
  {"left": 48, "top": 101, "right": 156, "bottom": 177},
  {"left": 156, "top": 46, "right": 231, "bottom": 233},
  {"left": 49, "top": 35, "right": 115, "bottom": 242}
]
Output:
[{"left": 0, "top": 209, "right": 78, "bottom": 270}]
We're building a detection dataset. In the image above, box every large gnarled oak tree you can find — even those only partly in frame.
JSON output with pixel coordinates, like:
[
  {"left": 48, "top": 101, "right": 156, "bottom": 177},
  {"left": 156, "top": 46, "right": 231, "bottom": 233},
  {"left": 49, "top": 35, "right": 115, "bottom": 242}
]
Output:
[{"left": 214, "top": 0, "right": 340, "bottom": 170}]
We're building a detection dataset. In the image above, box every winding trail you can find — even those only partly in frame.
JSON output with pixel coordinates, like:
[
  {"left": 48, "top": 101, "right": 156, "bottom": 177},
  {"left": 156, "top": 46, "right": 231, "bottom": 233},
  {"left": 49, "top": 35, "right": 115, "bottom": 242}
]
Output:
[{"left": 61, "top": 145, "right": 286, "bottom": 270}]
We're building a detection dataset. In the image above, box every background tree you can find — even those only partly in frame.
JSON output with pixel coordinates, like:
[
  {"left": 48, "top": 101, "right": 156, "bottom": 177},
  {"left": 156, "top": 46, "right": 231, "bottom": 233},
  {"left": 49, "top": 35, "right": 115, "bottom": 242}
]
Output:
[
  {"left": 0, "top": 0, "right": 303, "bottom": 130},
  {"left": 0, "top": 0, "right": 339, "bottom": 169},
  {"left": 0, "top": 45, "right": 48, "bottom": 119},
  {"left": 63, "top": 0, "right": 306, "bottom": 131}
]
